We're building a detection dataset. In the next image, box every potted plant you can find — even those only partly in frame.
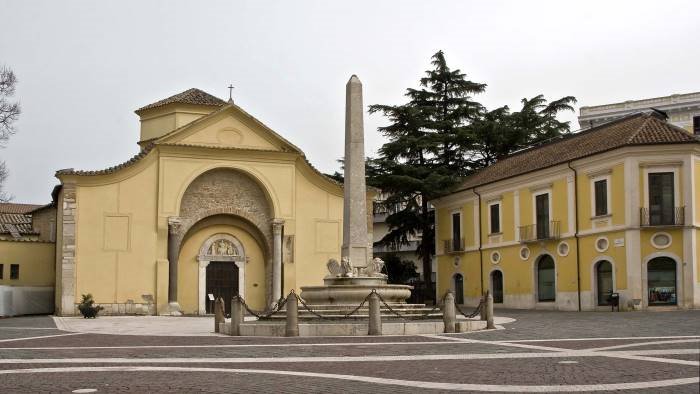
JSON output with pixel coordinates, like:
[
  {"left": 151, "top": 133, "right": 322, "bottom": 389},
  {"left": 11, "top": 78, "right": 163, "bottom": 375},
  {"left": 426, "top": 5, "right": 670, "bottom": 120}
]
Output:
[{"left": 78, "top": 293, "right": 104, "bottom": 318}]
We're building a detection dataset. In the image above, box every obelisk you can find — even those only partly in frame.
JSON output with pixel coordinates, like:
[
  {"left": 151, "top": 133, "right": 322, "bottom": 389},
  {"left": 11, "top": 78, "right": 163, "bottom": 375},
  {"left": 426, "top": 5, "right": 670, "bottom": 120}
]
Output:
[{"left": 341, "top": 75, "right": 370, "bottom": 269}]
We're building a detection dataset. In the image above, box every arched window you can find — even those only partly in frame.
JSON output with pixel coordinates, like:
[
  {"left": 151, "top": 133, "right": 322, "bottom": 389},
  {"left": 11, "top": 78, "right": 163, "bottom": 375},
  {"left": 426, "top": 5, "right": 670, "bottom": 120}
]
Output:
[
  {"left": 648, "top": 257, "right": 677, "bottom": 306},
  {"left": 596, "top": 260, "right": 613, "bottom": 306},
  {"left": 537, "top": 255, "right": 555, "bottom": 302},
  {"left": 491, "top": 271, "right": 503, "bottom": 304},
  {"left": 453, "top": 274, "right": 464, "bottom": 304}
]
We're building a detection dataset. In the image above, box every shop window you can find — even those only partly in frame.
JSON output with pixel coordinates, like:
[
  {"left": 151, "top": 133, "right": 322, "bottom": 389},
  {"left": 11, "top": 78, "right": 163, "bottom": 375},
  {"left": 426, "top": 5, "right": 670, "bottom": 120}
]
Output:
[
  {"left": 648, "top": 257, "right": 676, "bottom": 305},
  {"left": 10, "top": 264, "right": 19, "bottom": 280}
]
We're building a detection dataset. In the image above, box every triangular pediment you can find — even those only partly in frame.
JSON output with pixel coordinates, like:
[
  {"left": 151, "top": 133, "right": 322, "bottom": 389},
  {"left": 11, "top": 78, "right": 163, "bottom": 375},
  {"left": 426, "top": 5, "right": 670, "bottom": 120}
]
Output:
[{"left": 155, "top": 104, "right": 302, "bottom": 153}]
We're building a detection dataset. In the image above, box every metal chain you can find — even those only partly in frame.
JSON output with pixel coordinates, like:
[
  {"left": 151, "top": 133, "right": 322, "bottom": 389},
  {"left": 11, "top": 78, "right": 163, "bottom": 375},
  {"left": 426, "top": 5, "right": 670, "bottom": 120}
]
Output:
[
  {"left": 236, "top": 295, "right": 287, "bottom": 319},
  {"left": 373, "top": 290, "right": 446, "bottom": 321},
  {"left": 294, "top": 292, "right": 373, "bottom": 320},
  {"left": 454, "top": 299, "right": 483, "bottom": 319}
]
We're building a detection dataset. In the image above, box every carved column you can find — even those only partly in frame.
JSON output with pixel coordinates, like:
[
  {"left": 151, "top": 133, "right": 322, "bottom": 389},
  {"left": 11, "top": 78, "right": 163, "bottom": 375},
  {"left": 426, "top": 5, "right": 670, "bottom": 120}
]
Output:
[
  {"left": 167, "top": 217, "right": 182, "bottom": 311},
  {"left": 272, "top": 219, "right": 284, "bottom": 304}
]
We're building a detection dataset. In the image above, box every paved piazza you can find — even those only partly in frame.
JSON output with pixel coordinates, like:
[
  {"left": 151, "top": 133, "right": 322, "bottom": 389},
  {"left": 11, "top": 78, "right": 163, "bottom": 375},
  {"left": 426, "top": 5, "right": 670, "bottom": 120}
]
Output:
[{"left": 0, "top": 310, "right": 698, "bottom": 393}]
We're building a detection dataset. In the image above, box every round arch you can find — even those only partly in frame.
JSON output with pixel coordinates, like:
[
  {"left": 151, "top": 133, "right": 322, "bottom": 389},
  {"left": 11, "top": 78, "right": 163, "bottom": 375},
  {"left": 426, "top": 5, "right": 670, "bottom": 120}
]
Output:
[
  {"left": 643, "top": 252, "right": 682, "bottom": 308},
  {"left": 174, "top": 164, "right": 280, "bottom": 218},
  {"left": 489, "top": 268, "right": 504, "bottom": 304},
  {"left": 196, "top": 233, "right": 247, "bottom": 315},
  {"left": 452, "top": 273, "right": 465, "bottom": 305}
]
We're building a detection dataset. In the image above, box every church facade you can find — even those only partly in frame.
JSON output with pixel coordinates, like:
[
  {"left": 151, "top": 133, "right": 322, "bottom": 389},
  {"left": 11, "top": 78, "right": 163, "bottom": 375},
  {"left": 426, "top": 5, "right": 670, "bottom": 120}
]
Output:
[{"left": 12, "top": 88, "right": 373, "bottom": 316}]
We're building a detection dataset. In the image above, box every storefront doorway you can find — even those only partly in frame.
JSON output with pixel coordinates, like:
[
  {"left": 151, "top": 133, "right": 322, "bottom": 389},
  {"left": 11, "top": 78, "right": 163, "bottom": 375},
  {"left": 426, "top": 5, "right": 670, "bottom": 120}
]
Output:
[
  {"left": 647, "top": 257, "right": 677, "bottom": 306},
  {"left": 491, "top": 270, "right": 503, "bottom": 303},
  {"left": 596, "top": 260, "right": 613, "bottom": 306},
  {"left": 537, "top": 255, "right": 555, "bottom": 302}
]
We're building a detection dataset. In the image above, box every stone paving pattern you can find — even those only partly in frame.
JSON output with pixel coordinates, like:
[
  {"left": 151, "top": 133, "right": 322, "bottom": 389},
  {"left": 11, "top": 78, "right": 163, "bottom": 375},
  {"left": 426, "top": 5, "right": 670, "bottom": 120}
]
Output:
[{"left": 0, "top": 310, "right": 698, "bottom": 393}]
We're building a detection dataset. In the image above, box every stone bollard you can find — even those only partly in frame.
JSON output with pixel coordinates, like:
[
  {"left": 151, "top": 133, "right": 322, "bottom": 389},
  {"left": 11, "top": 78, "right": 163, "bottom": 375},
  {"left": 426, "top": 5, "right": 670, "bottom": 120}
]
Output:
[
  {"left": 285, "top": 291, "right": 299, "bottom": 337},
  {"left": 443, "top": 292, "right": 456, "bottom": 333},
  {"left": 230, "top": 295, "right": 243, "bottom": 336},
  {"left": 480, "top": 294, "right": 487, "bottom": 321},
  {"left": 486, "top": 290, "right": 495, "bottom": 329},
  {"left": 214, "top": 297, "right": 224, "bottom": 333},
  {"left": 368, "top": 292, "right": 382, "bottom": 336}
]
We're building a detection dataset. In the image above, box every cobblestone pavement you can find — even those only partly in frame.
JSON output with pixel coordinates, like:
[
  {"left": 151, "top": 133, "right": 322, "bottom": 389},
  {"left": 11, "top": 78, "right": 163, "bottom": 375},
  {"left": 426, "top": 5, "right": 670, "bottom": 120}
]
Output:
[{"left": 0, "top": 311, "right": 698, "bottom": 393}]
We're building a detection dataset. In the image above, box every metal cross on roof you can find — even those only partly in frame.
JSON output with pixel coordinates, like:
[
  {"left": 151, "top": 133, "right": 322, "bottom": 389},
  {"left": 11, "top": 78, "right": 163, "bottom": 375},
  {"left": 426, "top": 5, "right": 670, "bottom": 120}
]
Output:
[{"left": 227, "top": 84, "right": 234, "bottom": 102}]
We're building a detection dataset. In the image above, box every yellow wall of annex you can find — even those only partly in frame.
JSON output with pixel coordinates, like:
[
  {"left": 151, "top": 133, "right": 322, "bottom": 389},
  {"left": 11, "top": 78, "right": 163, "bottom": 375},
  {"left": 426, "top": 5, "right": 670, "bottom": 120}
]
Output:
[
  {"left": 577, "top": 231, "right": 628, "bottom": 291},
  {"left": 578, "top": 163, "right": 625, "bottom": 231},
  {"left": 0, "top": 241, "right": 55, "bottom": 286},
  {"left": 177, "top": 224, "right": 266, "bottom": 313},
  {"left": 73, "top": 155, "right": 159, "bottom": 305}
]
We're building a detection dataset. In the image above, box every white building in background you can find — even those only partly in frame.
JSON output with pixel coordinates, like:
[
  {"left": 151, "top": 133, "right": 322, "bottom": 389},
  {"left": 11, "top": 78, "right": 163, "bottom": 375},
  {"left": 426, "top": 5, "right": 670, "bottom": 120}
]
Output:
[
  {"left": 372, "top": 194, "right": 436, "bottom": 283},
  {"left": 578, "top": 91, "right": 700, "bottom": 135}
]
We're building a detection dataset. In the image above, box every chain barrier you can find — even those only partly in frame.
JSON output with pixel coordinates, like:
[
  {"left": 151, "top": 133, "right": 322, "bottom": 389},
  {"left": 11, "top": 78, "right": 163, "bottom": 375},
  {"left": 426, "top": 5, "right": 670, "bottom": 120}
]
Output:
[
  {"left": 294, "top": 292, "right": 373, "bottom": 320},
  {"left": 373, "top": 290, "right": 445, "bottom": 321},
  {"left": 235, "top": 295, "right": 287, "bottom": 319},
  {"left": 454, "top": 299, "right": 483, "bottom": 319}
]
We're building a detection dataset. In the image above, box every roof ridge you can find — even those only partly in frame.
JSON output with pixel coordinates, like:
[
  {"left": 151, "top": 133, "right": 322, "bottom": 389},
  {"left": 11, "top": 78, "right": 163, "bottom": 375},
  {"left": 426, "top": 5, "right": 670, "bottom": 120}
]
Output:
[
  {"left": 135, "top": 88, "right": 227, "bottom": 113},
  {"left": 625, "top": 114, "right": 654, "bottom": 144}
]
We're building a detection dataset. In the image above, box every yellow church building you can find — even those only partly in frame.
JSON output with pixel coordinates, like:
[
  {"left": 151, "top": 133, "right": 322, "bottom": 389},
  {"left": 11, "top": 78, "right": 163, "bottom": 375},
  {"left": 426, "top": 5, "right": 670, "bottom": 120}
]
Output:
[
  {"left": 433, "top": 112, "right": 700, "bottom": 311},
  {"left": 1, "top": 88, "right": 375, "bottom": 316}
]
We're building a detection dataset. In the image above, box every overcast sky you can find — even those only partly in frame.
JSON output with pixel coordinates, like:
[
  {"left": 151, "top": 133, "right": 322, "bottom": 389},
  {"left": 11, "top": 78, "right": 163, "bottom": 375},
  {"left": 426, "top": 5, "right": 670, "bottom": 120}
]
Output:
[{"left": 1, "top": 0, "right": 699, "bottom": 204}]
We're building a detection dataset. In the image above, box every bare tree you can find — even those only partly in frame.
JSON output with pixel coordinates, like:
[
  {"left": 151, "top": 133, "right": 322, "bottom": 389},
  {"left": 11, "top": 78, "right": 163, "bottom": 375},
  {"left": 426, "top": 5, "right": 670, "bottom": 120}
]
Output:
[{"left": 0, "top": 65, "right": 21, "bottom": 202}]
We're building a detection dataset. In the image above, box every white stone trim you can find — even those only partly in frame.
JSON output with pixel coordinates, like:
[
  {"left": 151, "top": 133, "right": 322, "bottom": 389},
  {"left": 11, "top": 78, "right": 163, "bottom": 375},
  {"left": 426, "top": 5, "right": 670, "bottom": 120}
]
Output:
[
  {"left": 519, "top": 246, "right": 530, "bottom": 261},
  {"left": 557, "top": 241, "right": 570, "bottom": 257},
  {"left": 642, "top": 165, "right": 681, "bottom": 209},
  {"left": 650, "top": 232, "right": 673, "bottom": 249},
  {"left": 487, "top": 200, "right": 502, "bottom": 235},
  {"left": 533, "top": 252, "right": 557, "bottom": 304},
  {"left": 531, "top": 188, "right": 553, "bottom": 230},
  {"left": 196, "top": 234, "right": 246, "bottom": 315},
  {"left": 589, "top": 173, "right": 612, "bottom": 219},
  {"left": 594, "top": 236, "right": 610, "bottom": 253}
]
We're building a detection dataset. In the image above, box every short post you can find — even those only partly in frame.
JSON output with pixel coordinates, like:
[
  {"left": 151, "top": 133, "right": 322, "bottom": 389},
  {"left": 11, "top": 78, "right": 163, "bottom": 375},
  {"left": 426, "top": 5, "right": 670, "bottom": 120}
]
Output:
[
  {"left": 214, "top": 297, "right": 224, "bottom": 333},
  {"left": 486, "top": 290, "right": 495, "bottom": 329},
  {"left": 480, "top": 294, "right": 487, "bottom": 321},
  {"left": 443, "top": 292, "right": 456, "bottom": 333},
  {"left": 285, "top": 291, "right": 299, "bottom": 337},
  {"left": 368, "top": 291, "right": 382, "bottom": 336},
  {"left": 230, "top": 295, "right": 243, "bottom": 336}
]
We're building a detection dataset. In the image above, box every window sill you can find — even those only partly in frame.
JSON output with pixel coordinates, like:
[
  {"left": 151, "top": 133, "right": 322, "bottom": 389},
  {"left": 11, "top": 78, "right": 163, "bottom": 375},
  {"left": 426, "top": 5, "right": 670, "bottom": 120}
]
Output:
[
  {"left": 591, "top": 214, "right": 612, "bottom": 220},
  {"left": 488, "top": 232, "right": 503, "bottom": 236}
]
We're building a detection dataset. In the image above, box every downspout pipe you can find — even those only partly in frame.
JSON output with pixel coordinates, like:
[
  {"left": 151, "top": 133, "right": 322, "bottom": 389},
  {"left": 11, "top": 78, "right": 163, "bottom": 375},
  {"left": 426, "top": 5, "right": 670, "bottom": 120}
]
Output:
[
  {"left": 567, "top": 162, "right": 582, "bottom": 312},
  {"left": 474, "top": 189, "right": 484, "bottom": 296}
]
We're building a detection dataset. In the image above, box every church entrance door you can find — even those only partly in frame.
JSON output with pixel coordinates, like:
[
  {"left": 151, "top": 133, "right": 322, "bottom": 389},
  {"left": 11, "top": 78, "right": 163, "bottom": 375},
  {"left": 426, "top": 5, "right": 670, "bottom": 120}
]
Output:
[{"left": 205, "top": 262, "right": 239, "bottom": 315}]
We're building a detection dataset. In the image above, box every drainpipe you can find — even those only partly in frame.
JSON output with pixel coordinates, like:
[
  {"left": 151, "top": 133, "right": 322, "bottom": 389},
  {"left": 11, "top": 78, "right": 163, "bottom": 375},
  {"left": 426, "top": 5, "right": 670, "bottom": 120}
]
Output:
[
  {"left": 475, "top": 189, "right": 484, "bottom": 296},
  {"left": 567, "top": 162, "right": 582, "bottom": 312}
]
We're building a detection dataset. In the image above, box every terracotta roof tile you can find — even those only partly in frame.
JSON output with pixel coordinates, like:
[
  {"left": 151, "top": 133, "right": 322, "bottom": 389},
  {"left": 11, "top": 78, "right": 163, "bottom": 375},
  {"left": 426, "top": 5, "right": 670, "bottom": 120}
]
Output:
[
  {"left": 0, "top": 203, "right": 42, "bottom": 214},
  {"left": 56, "top": 144, "right": 155, "bottom": 176},
  {"left": 459, "top": 113, "right": 698, "bottom": 190},
  {"left": 135, "top": 88, "right": 227, "bottom": 113}
]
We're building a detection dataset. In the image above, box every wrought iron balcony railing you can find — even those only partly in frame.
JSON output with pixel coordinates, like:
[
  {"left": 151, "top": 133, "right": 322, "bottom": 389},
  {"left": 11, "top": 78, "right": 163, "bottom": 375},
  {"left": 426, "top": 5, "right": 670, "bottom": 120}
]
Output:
[
  {"left": 640, "top": 206, "right": 685, "bottom": 226},
  {"left": 443, "top": 238, "right": 465, "bottom": 254},
  {"left": 518, "top": 221, "right": 560, "bottom": 243}
]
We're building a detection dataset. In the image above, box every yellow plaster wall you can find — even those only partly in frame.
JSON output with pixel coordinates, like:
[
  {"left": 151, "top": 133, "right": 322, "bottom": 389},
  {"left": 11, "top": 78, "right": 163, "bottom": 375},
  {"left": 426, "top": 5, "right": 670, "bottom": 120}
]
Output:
[
  {"left": 578, "top": 164, "right": 625, "bottom": 231},
  {"left": 73, "top": 157, "right": 159, "bottom": 305},
  {"left": 578, "top": 231, "right": 628, "bottom": 291},
  {"left": 640, "top": 229, "right": 685, "bottom": 263},
  {"left": 180, "top": 116, "right": 280, "bottom": 151},
  {"left": 695, "top": 160, "right": 700, "bottom": 224},
  {"left": 436, "top": 251, "right": 481, "bottom": 300},
  {"left": 0, "top": 241, "right": 55, "bottom": 287},
  {"left": 177, "top": 224, "right": 266, "bottom": 313}
]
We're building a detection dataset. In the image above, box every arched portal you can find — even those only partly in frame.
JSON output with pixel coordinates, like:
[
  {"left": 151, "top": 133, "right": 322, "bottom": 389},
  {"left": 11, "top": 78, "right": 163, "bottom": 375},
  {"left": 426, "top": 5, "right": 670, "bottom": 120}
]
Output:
[
  {"left": 199, "top": 234, "right": 246, "bottom": 315},
  {"left": 453, "top": 274, "right": 464, "bottom": 304},
  {"left": 647, "top": 257, "right": 677, "bottom": 306},
  {"left": 537, "top": 255, "right": 556, "bottom": 302},
  {"left": 491, "top": 270, "right": 504, "bottom": 304},
  {"left": 595, "top": 260, "right": 613, "bottom": 306}
]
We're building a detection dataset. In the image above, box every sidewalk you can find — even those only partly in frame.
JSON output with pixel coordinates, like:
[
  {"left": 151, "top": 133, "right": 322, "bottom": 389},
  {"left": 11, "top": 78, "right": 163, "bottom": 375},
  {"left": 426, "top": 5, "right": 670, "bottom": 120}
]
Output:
[{"left": 53, "top": 316, "right": 223, "bottom": 336}]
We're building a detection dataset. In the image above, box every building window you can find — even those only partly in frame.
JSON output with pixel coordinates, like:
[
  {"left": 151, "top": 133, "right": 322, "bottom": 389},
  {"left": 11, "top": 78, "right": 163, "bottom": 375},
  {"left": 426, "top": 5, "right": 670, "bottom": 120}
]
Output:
[
  {"left": 451, "top": 212, "right": 462, "bottom": 251},
  {"left": 535, "top": 193, "right": 550, "bottom": 240},
  {"left": 10, "top": 264, "right": 19, "bottom": 280},
  {"left": 648, "top": 172, "right": 675, "bottom": 225},
  {"left": 489, "top": 203, "right": 501, "bottom": 234},
  {"left": 648, "top": 257, "right": 676, "bottom": 305},
  {"left": 594, "top": 179, "right": 608, "bottom": 216},
  {"left": 694, "top": 115, "right": 700, "bottom": 135},
  {"left": 0, "top": 263, "right": 3, "bottom": 279}
]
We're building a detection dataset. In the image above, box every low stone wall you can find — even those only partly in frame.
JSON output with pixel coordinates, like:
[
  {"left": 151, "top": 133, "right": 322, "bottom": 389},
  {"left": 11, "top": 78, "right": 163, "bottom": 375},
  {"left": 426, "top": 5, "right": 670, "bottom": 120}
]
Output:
[
  {"left": 71, "top": 302, "right": 155, "bottom": 316},
  {"left": 221, "top": 319, "right": 486, "bottom": 336}
]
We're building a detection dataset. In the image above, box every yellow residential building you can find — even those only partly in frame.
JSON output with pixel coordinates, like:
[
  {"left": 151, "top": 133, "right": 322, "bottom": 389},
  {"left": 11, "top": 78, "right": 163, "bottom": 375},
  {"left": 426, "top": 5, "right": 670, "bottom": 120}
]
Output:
[
  {"left": 433, "top": 113, "right": 700, "bottom": 311},
  {"left": 2, "top": 88, "right": 375, "bottom": 316}
]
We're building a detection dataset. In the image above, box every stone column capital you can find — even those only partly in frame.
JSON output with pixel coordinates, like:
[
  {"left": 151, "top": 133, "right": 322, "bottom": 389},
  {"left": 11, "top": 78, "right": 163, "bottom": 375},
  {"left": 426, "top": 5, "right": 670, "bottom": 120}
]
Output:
[
  {"left": 271, "top": 218, "right": 285, "bottom": 234},
  {"left": 168, "top": 216, "right": 182, "bottom": 233}
]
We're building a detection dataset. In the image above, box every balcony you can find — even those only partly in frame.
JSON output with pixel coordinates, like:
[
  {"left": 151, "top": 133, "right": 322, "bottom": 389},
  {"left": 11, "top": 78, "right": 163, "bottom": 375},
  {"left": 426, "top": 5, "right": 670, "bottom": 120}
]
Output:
[
  {"left": 640, "top": 207, "right": 685, "bottom": 227},
  {"left": 443, "top": 238, "right": 465, "bottom": 254},
  {"left": 518, "top": 221, "right": 560, "bottom": 243}
]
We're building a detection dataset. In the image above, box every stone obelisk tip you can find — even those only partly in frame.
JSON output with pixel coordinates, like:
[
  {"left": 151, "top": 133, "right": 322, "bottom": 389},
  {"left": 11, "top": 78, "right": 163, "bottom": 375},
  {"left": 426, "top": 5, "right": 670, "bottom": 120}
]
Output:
[{"left": 348, "top": 74, "right": 361, "bottom": 84}]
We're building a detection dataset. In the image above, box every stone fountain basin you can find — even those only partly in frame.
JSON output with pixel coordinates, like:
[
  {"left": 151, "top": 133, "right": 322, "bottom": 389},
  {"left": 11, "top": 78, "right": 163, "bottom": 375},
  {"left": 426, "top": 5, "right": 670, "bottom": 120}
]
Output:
[{"left": 300, "top": 281, "right": 413, "bottom": 305}]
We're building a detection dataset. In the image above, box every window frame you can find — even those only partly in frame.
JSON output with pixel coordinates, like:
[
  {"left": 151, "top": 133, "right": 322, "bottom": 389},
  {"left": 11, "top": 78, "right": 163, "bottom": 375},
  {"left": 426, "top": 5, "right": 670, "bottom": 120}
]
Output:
[
  {"left": 532, "top": 189, "right": 552, "bottom": 239},
  {"left": 9, "top": 264, "right": 19, "bottom": 280},
  {"left": 590, "top": 174, "right": 611, "bottom": 218},
  {"left": 488, "top": 201, "right": 502, "bottom": 235},
  {"left": 450, "top": 210, "right": 463, "bottom": 251}
]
